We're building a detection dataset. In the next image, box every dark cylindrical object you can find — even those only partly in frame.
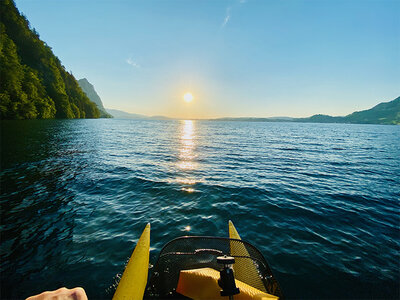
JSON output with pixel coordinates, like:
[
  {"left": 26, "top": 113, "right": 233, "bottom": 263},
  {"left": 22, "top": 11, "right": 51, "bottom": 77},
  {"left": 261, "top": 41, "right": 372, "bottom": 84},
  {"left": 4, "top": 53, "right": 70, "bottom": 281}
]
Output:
[{"left": 217, "top": 256, "right": 240, "bottom": 297}]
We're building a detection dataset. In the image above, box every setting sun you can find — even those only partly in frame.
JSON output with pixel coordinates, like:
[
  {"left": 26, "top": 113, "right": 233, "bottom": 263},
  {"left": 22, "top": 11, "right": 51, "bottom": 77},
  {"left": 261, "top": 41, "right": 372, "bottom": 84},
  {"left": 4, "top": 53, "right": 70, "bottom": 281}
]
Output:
[{"left": 184, "top": 92, "right": 193, "bottom": 103}]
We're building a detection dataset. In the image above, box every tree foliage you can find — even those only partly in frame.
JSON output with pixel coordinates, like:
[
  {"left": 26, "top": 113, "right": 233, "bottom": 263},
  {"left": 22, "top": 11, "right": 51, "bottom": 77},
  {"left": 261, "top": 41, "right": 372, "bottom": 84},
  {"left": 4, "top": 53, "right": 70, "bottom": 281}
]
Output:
[{"left": 0, "top": 0, "right": 100, "bottom": 119}]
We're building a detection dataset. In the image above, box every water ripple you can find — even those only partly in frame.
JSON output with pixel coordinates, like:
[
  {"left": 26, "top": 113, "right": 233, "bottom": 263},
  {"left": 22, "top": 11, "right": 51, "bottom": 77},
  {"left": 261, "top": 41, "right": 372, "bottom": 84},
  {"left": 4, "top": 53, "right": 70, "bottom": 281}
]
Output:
[{"left": 1, "top": 120, "right": 399, "bottom": 299}]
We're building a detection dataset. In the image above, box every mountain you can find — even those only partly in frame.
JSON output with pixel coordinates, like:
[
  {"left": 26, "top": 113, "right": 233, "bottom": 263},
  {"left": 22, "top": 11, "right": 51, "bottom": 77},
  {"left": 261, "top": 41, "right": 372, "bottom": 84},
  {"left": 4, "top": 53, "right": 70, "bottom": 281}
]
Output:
[
  {"left": 78, "top": 78, "right": 112, "bottom": 118},
  {"left": 344, "top": 97, "right": 400, "bottom": 124},
  {"left": 295, "top": 114, "right": 346, "bottom": 124},
  {"left": 149, "top": 115, "right": 172, "bottom": 120},
  {"left": 105, "top": 109, "right": 148, "bottom": 119},
  {"left": 105, "top": 108, "right": 172, "bottom": 120},
  {"left": 108, "top": 97, "right": 399, "bottom": 124},
  {"left": 210, "top": 117, "right": 294, "bottom": 122},
  {"left": 0, "top": 0, "right": 100, "bottom": 119},
  {"left": 296, "top": 97, "right": 400, "bottom": 125},
  {"left": 209, "top": 97, "right": 400, "bottom": 125}
]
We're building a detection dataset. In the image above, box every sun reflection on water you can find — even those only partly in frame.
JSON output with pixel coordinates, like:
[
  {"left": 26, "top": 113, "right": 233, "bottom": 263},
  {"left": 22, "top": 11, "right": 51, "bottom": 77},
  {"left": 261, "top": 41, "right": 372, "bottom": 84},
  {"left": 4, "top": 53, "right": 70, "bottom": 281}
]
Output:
[
  {"left": 178, "top": 120, "right": 197, "bottom": 170},
  {"left": 176, "top": 178, "right": 196, "bottom": 185},
  {"left": 176, "top": 120, "right": 198, "bottom": 195}
]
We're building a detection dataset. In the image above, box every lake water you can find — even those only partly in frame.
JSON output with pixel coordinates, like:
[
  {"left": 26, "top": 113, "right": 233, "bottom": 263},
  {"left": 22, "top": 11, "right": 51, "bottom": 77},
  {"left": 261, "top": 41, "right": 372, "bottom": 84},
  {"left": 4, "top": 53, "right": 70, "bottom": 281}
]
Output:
[{"left": 1, "top": 119, "right": 399, "bottom": 299}]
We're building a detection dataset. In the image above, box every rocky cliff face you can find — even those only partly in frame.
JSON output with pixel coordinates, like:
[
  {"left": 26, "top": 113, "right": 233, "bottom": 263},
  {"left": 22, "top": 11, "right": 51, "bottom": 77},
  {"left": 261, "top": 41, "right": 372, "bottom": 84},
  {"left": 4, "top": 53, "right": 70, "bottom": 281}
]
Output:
[{"left": 78, "top": 78, "right": 112, "bottom": 118}]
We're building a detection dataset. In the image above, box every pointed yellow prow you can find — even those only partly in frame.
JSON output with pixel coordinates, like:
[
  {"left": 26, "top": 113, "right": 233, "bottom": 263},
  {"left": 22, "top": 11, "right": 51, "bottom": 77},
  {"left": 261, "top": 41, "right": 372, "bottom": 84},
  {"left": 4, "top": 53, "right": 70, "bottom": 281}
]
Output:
[
  {"left": 228, "top": 220, "right": 268, "bottom": 293},
  {"left": 229, "top": 220, "right": 241, "bottom": 240},
  {"left": 113, "top": 223, "right": 150, "bottom": 300}
]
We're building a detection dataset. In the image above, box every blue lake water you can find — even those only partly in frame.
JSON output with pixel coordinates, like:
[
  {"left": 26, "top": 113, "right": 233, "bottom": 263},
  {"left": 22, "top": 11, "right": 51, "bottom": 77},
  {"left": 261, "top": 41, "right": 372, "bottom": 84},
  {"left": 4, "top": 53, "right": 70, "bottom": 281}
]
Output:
[{"left": 1, "top": 119, "right": 399, "bottom": 299}]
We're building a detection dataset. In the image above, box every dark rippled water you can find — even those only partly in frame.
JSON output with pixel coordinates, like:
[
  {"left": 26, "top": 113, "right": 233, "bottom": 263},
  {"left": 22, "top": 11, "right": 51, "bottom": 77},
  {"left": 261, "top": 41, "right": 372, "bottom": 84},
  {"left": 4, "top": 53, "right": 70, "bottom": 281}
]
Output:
[{"left": 1, "top": 119, "right": 399, "bottom": 299}]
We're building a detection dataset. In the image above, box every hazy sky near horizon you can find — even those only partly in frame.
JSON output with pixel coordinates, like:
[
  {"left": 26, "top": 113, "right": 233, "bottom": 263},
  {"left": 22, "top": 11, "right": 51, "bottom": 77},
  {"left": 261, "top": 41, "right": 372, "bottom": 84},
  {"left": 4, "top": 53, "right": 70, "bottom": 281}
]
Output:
[{"left": 15, "top": 0, "right": 399, "bottom": 119}]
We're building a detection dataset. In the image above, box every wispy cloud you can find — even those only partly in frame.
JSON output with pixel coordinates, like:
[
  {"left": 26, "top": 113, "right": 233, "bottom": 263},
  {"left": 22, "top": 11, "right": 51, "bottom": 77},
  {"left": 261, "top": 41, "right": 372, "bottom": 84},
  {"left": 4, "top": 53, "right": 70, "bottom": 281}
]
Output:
[
  {"left": 221, "top": 6, "right": 231, "bottom": 28},
  {"left": 126, "top": 57, "right": 140, "bottom": 68},
  {"left": 221, "top": 0, "right": 247, "bottom": 28}
]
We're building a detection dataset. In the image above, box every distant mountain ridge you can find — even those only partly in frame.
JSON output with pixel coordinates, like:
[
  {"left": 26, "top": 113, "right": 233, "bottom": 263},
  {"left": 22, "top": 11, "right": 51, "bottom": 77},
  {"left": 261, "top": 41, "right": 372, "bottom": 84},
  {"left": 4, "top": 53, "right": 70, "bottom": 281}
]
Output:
[
  {"left": 295, "top": 96, "right": 399, "bottom": 125},
  {"left": 105, "top": 109, "right": 147, "bottom": 119},
  {"left": 209, "top": 117, "right": 295, "bottom": 122},
  {"left": 78, "top": 78, "right": 112, "bottom": 118},
  {"left": 212, "top": 97, "right": 400, "bottom": 125},
  {"left": 105, "top": 108, "right": 172, "bottom": 120},
  {"left": 108, "top": 96, "right": 399, "bottom": 124}
]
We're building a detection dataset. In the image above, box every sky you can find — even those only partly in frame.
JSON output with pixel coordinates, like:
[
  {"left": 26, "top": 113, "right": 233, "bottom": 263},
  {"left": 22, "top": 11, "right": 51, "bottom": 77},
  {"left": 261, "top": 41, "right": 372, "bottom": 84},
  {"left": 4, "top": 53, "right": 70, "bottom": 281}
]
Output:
[{"left": 15, "top": 0, "right": 400, "bottom": 119}]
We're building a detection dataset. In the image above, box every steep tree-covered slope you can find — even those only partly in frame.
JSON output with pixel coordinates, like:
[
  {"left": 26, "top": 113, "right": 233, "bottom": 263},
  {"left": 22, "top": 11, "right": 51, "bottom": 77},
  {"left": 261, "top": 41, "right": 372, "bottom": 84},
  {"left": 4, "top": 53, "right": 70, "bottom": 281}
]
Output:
[{"left": 0, "top": 0, "right": 100, "bottom": 119}]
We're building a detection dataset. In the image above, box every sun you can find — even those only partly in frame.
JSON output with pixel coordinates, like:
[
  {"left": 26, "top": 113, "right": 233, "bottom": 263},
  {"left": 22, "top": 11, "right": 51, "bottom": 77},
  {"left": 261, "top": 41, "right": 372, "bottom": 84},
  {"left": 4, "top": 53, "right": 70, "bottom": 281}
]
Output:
[{"left": 184, "top": 92, "right": 193, "bottom": 103}]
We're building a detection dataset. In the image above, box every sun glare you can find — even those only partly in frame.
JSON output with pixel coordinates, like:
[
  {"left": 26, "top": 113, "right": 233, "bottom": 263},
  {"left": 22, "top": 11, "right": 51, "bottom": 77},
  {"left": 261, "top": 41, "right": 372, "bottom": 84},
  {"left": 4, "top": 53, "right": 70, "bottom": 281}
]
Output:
[{"left": 184, "top": 92, "right": 193, "bottom": 103}]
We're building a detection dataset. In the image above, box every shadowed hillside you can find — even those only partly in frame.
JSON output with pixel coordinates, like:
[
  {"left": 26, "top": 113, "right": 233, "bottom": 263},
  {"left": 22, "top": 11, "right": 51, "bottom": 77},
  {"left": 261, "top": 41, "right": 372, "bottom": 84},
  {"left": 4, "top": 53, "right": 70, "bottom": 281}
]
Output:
[{"left": 78, "top": 78, "right": 112, "bottom": 118}]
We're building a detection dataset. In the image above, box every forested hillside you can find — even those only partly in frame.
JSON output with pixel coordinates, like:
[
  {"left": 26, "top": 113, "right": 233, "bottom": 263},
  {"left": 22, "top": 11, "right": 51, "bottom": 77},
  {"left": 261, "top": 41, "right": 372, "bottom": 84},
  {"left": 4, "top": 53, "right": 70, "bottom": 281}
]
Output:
[
  {"left": 0, "top": 0, "right": 100, "bottom": 119},
  {"left": 295, "top": 96, "right": 400, "bottom": 125}
]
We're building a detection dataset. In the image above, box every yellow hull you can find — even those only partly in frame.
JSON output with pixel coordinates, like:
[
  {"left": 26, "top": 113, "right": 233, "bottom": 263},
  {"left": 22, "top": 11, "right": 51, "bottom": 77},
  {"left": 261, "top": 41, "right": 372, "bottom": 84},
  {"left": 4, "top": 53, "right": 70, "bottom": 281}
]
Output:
[
  {"left": 113, "top": 223, "right": 150, "bottom": 300},
  {"left": 229, "top": 220, "right": 267, "bottom": 293},
  {"left": 113, "top": 221, "right": 280, "bottom": 299}
]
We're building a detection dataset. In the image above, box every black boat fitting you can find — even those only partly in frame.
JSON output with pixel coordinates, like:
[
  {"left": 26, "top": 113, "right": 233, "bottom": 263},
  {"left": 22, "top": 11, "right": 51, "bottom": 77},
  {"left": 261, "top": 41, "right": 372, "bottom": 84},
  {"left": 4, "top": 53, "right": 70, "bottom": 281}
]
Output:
[{"left": 217, "top": 255, "right": 240, "bottom": 299}]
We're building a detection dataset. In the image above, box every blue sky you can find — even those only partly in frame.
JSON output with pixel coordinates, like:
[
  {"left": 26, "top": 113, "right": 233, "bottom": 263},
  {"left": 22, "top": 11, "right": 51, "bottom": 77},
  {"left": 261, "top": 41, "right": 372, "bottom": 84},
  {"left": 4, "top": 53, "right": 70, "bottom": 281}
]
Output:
[{"left": 15, "top": 0, "right": 399, "bottom": 119}]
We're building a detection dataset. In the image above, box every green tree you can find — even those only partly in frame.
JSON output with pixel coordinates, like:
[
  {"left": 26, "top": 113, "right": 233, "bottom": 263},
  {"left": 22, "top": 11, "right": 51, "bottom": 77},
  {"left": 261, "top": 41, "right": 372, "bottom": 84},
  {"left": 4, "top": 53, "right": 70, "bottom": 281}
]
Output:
[{"left": 0, "top": 0, "right": 100, "bottom": 119}]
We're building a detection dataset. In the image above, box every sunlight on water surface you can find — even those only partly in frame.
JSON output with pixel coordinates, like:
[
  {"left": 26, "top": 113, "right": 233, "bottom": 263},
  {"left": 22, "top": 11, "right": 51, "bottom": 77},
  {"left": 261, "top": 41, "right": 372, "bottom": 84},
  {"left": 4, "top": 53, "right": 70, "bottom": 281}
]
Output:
[
  {"left": 1, "top": 119, "right": 399, "bottom": 299},
  {"left": 177, "top": 120, "right": 197, "bottom": 171}
]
